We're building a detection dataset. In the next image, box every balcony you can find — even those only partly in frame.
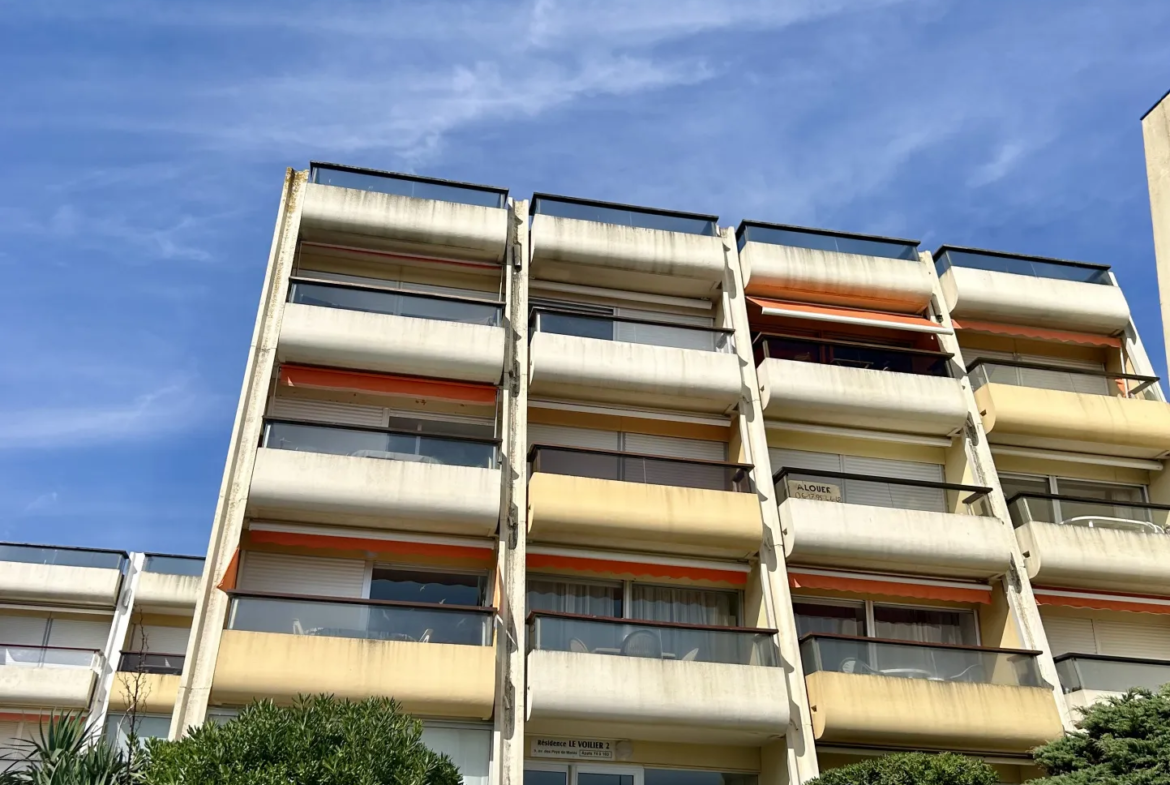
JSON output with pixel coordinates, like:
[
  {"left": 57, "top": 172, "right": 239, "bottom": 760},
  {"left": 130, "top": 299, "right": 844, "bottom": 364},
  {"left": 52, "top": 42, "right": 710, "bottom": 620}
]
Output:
[
  {"left": 135, "top": 554, "right": 203, "bottom": 612},
  {"left": 528, "top": 309, "right": 741, "bottom": 413},
  {"left": 278, "top": 278, "right": 506, "bottom": 384},
  {"left": 529, "top": 194, "right": 726, "bottom": 297},
  {"left": 525, "top": 612, "right": 788, "bottom": 744},
  {"left": 527, "top": 445, "right": 762, "bottom": 558},
  {"left": 0, "top": 543, "right": 125, "bottom": 607},
  {"left": 1055, "top": 653, "right": 1170, "bottom": 714},
  {"left": 800, "top": 634, "right": 1062, "bottom": 752},
  {"left": 755, "top": 335, "right": 968, "bottom": 436},
  {"left": 301, "top": 164, "right": 509, "bottom": 263},
  {"left": 936, "top": 246, "right": 1130, "bottom": 334},
  {"left": 737, "top": 222, "right": 933, "bottom": 313},
  {"left": 775, "top": 469, "right": 1010, "bottom": 578},
  {"left": 248, "top": 420, "right": 502, "bottom": 537},
  {"left": 213, "top": 593, "right": 496, "bottom": 719},
  {"left": 970, "top": 360, "right": 1170, "bottom": 458},
  {"left": 1010, "top": 493, "right": 1170, "bottom": 594},
  {"left": 110, "top": 652, "right": 186, "bottom": 715},
  {"left": 0, "top": 644, "right": 100, "bottom": 709}
]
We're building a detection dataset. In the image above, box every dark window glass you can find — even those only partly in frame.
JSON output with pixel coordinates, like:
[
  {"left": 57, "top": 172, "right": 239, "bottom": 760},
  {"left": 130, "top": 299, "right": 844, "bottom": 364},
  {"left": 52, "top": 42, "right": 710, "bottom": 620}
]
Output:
[
  {"left": 527, "top": 579, "right": 622, "bottom": 618},
  {"left": 524, "top": 771, "right": 568, "bottom": 785},
  {"left": 533, "top": 197, "right": 716, "bottom": 236},
  {"left": 740, "top": 225, "right": 918, "bottom": 261},
  {"left": 793, "top": 602, "right": 866, "bottom": 637},
  {"left": 872, "top": 605, "right": 977, "bottom": 646},
  {"left": 369, "top": 569, "right": 484, "bottom": 606},
  {"left": 646, "top": 771, "right": 758, "bottom": 785},
  {"left": 936, "top": 249, "right": 1111, "bottom": 284},
  {"left": 310, "top": 166, "right": 505, "bottom": 208}
]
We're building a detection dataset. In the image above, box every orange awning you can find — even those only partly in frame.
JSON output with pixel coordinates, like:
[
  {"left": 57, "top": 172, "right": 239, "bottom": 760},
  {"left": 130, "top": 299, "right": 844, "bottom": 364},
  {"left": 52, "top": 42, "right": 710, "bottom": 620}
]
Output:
[
  {"left": 1033, "top": 587, "right": 1170, "bottom": 615},
  {"left": 747, "top": 298, "right": 951, "bottom": 335},
  {"left": 949, "top": 319, "right": 1121, "bottom": 348},
  {"left": 216, "top": 549, "right": 241, "bottom": 591},
  {"left": 789, "top": 569, "right": 991, "bottom": 604},
  {"left": 278, "top": 364, "right": 498, "bottom": 405},
  {"left": 247, "top": 529, "right": 495, "bottom": 565},
  {"left": 528, "top": 552, "right": 747, "bottom": 586}
]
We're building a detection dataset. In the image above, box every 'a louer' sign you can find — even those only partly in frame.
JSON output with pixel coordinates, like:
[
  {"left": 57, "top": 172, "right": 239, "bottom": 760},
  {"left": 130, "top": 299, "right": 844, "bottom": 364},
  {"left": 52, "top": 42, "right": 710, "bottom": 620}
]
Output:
[
  {"left": 530, "top": 738, "right": 615, "bottom": 760},
  {"left": 786, "top": 479, "right": 842, "bottom": 502}
]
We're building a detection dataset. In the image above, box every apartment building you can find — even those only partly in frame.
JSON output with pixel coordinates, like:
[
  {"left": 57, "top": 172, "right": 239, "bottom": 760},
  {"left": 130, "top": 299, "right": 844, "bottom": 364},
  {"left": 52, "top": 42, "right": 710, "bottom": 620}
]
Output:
[
  {"left": 0, "top": 544, "right": 203, "bottom": 758},
  {"left": 0, "top": 155, "right": 1157, "bottom": 784}
]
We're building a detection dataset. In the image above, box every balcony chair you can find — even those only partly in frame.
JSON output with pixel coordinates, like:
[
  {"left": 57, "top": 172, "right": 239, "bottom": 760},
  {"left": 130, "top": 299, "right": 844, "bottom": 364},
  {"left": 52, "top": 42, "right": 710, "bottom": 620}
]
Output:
[{"left": 620, "top": 630, "right": 663, "bottom": 659}]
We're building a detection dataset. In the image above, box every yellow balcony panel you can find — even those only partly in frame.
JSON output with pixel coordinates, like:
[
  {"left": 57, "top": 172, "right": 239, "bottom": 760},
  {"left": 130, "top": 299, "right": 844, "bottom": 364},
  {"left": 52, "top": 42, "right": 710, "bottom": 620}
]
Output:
[
  {"left": 759, "top": 358, "right": 968, "bottom": 437},
  {"left": 740, "top": 241, "right": 934, "bottom": 313},
  {"left": 277, "top": 302, "right": 505, "bottom": 385},
  {"left": 212, "top": 630, "right": 495, "bottom": 720},
  {"left": 247, "top": 448, "right": 501, "bottom": 537},
  {"left": 528, "top": 332, "right": 742, "bottom": 414},
  {"left": 1017, "top": 521, "right": 1170, "bottom": 594},
  {"left": 975, "top": 384, "right": 1170, "bottom": 459},
  {"left": 527, "top": 473, "right": 762, "bottom": 559},
  {"left": 806, "top": 671, "right": 1062, "bottom": 753},
  {"left": 529, "top": 214, "right": 726, "bottom": 298},
  {"left": 526, "top": 650, "right": 788, "bottom": 745},
  {"left": 109, "top": 673, "right": 180, "bottom": 715},
  {"left": 300, "top": 181, "right": 508, "bottom": 263},
  {"left": 781, "top": 498, "right": 1012, "bottom": 579}
]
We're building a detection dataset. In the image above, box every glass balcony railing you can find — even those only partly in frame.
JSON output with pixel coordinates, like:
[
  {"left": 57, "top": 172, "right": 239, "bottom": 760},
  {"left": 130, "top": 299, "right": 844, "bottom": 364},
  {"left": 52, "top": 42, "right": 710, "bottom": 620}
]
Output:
[
  {"left": 309, "top": 163, "right": 507, "bottom": 209},
  {"left": 227, "top": 592, "right": 494, "bottom": 647},
  {"left": 288, "top": 278, "right": 503, "bottom": 327},
  {"left": 737, "top": 222, "right": 920, "bottom": 261},
  {"left": 143, "top": 554, "right": 205, "bottom": 576},
  {"left": 262, "top": 420, "right": 499, "bottom": 469},
  {"left": 754, "top": 333, "right": 952, "bottom": 377},
  {"left": 0, "top": 643, "right": 101, "bottom": 670},
  {"left": 773, "top": 468, "right": 992, "bottom": 516},
  {"left": 527, "top": 612, "right": 779, "bottom": 666},
  {"left": 530, "top": 308, "right": 734, "bottom": 353},
  {"left": 1055, "top": 653, "right": 1170, "bottom": 694},
  {"left": 800, "top": 634, "right": 1048, "bottom": 687},
  {"left": 532, "top": 194, "right": 717, "bottom": 236},
  {"left": 529, "top": 444, "right": 751, "bottom": 493},
  {"left": 935, "top": 246, "right": 1112, "bottom": 285},
  {"left": 118, "top": 651, "right": 185, "bottom": 676},
  {"left": 967, "top": 359, "right": 1160, "bottom": 401},
  {"left": 0, "top": 543, "right": 126, "bottom": 571},
  {"left": 1006, "top": 492, "right": 1170, "bottom": 534}
]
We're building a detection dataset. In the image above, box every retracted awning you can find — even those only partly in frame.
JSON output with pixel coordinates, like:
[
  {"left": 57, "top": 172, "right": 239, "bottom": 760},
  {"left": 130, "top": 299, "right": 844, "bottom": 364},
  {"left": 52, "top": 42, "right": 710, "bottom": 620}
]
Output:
[
  {"left": 1033, "top": 586, "right": 1170, "bottom": 615},
  {"left": 950, "top": 319, "right": 1121, "bottom": 348},
  {"left": 278, "top": 364, "right": 498, "bottom": 405},
  {"left": 747, "top": 297, "right": 951, "bottom": 335},
  {"left": 789, "top": 568, "right": 992, "bottom": 604}
]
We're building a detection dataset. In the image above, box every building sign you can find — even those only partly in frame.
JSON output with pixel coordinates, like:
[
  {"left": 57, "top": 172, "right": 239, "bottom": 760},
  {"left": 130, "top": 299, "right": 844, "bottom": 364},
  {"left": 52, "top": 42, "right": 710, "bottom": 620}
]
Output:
[
  {"left": 530, "top": 737, "right": 616, "bottom": 760},
  {"left": 786, "top": 479, "right": 843, "bottom": 503}
]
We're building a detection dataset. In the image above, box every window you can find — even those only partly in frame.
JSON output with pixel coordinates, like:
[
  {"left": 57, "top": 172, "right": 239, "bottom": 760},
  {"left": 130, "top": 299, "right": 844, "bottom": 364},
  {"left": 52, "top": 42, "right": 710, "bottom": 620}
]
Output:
[
  {"left": 792, "top": 601, "right": 866, "bottom": 637},
  {"left": 631, "top": 585, "right": 738, "bottom": 627},
  {"left": 369, "top": 568, "right": 485, "bottom": 606},
  {"left": 771, "top": 449, "right": 948, "bottom": 513},
  {"left": 1001, "top": 472, "right": 1152, "bottom": 529},
  {"left": 794, "top": 598, "right": 979, "bottom": 645},
  {"left": 527, "top": 578, "right": 623, "bottom": 618}
]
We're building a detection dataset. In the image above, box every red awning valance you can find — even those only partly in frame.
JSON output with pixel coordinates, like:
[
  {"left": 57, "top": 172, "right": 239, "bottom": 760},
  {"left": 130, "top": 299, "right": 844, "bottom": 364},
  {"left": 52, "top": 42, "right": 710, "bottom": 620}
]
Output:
[
  {"left": 789, "top": 569, "right": 991, "bottom": 604},
  {"left": 1033, "top": 587, "right": 1170, "bottom": 615},
  {"left": 528, "top": 552, "right": 747, "bottom": 586},
  {"left": 278, "top": 364, "right": 498, "bottom": 405}
]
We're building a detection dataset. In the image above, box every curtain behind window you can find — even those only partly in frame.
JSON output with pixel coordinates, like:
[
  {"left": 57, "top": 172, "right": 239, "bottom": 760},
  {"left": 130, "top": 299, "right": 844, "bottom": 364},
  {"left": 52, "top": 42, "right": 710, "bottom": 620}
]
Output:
[
  {"left": 527, "top": 579, "right": 621, "bottom": 618},
  {"left": 631, "top": 585, "right": 736, "bottom": 626}
]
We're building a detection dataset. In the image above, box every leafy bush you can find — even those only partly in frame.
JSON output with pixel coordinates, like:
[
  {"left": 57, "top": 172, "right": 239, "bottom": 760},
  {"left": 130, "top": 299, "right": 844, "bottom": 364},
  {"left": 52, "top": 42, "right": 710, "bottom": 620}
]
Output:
[
  {"left": 144, "top": 694, "right": 460, "bottom": 785},
  {"left": 1029, "top": 685, "right": 1170, "bottom": 784},
  {"left": 808, "top": 752, "right": 999, "bottom": 785},
  {"left": 0, "top": 710, "right": 134, "bottom": 785}
]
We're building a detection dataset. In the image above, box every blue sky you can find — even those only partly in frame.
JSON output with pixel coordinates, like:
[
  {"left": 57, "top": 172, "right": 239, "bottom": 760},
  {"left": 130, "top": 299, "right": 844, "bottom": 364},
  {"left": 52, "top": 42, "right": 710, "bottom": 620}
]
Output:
[{"left": 3, "top": 0, "right": 1169, "bottom": 555}]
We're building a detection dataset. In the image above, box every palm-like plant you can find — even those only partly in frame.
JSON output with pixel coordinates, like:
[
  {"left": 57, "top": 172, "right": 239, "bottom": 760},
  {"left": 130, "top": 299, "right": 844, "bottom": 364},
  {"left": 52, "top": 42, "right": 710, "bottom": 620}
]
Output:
[{"left": 0, "top": 710, "right": 135, "bottom": 785}]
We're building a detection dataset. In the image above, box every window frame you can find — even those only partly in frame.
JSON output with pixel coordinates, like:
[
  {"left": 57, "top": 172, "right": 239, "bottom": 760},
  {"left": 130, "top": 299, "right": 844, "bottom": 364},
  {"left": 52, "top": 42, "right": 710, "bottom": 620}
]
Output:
[{"left": 793, "top": 596, "right": 981, "bottom": 646}]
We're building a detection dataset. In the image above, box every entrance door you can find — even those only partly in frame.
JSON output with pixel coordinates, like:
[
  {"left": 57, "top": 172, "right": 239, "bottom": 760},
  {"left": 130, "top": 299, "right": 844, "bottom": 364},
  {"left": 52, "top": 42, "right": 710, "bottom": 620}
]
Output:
[{"left": 574, "top": 765, "right": 644, "bottom": 785}]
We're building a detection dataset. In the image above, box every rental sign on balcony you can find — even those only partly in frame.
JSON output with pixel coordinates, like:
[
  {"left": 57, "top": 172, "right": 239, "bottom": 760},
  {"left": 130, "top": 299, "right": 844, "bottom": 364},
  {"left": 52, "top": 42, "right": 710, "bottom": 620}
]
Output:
[{"left": 786, "top": 479, "right": 843, "bottom": 502}]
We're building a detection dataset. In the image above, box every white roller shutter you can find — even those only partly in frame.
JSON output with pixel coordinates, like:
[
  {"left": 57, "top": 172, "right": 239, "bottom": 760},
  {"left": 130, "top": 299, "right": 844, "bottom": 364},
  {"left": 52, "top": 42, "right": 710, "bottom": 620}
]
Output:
[
  {"left": 47, "top": 619, "right": 111, "bottom": 650},
  {"left": 770, "top": 448, "right": 843, "bottom": 475},
  {"left": 1094, "top": 618, "right": 1170, "bottom": 660},
  {"left": 0, "top": 616, "right": 49, "bottom": 646},
  {"left": 267, "top": 397, "right": 388, "bottom": 428},
  {"left": 614, "top": 307, "right": 716, "bottom": 351},
  {"left": 623, "top": 433, "right": 729, "bottom": 490},
  {"left": 238, "top": 552, "right": 366, "bottom": 598},
  {"left": 842, "top": 456, "right": 946, "bottom": 513},
  {"left": 0, "top": 721, "right": 24, "bottom": 762},
  {"left": 527, "top": 425, "right": 619, "bottom": 452},
  {"left": 1041, "top": 613, "right": 1098, "bottom": 656},
  {"left": 130, "top": 625, "right": 191, "bottom": 655}
]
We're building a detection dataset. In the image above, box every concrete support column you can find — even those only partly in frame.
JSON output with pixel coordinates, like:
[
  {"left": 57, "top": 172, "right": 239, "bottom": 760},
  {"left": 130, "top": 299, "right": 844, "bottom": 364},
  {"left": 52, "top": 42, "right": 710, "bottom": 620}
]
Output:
[
  {"left": 496, "top": 199, "right": 530, "bottom": 785},
  {"left": 921, "top": 250, "right": 1073, "bottom": 731},
  {"left": 170, "top": 169, "right": 306, "bottom": 737},
  {"left": 1141, "top": 92, "right": 1170, "bottom": 374},
  {"left": 89, "top": 551, "right": 144, "bottom": 736},
  {"left": 721, "top": 228, "right": 819, "bottom": 785}
]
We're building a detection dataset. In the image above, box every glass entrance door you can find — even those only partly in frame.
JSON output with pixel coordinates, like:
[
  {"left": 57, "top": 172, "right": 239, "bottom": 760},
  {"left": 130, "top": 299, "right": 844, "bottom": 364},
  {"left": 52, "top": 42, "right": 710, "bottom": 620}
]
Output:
[{"left": 574, "top": 766, "right": 644, "bottom": 785}]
